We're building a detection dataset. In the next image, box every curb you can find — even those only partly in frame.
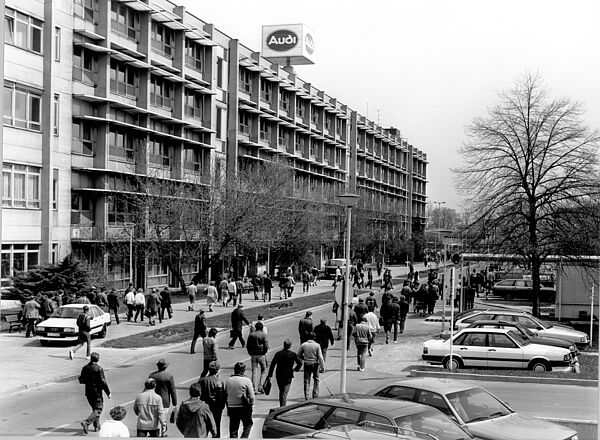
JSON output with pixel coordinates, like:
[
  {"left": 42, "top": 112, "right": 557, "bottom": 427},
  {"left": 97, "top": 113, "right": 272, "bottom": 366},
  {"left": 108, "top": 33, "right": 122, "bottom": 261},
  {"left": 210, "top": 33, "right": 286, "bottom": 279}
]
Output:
[{"left": 409, "top": 369, "right": 598, "bottom": 387}]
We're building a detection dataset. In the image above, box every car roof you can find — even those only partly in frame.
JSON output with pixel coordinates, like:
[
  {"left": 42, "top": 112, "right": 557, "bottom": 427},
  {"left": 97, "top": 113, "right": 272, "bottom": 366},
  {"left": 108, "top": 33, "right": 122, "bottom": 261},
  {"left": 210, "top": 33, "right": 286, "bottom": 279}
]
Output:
[
  {"left": 470, "top": 320, "right": 517, "bottom": 326},
  {"left": 61, "top": 304, "right": 95, "bottom": 309},
  {"left": 466, "top": 309, "right": 531, "bottom": 317},
  {"left": 306, "top": 394, "right": 432, "bottom": 416},
  {"left": 458, "top": 327, "right": 512, "bottom": 334},
  {"left": 373, "top": 378, "right": 480, "bottom": 395}
]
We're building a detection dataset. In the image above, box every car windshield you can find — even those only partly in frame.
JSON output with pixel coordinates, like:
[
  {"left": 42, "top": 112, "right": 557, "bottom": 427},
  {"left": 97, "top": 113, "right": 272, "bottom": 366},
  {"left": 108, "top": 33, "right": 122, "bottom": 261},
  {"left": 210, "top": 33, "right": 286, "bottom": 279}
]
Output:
[
  {"left": 394, "top": 409, "right": 472, "bottom": 440},
  {"left": 51, "top": 307, "right": 81, "bottom": 319},
  {"left": 515, "top": 323, "right": 535, "bottom": 337},
  {"left": 447, "top": 387, "right": 512, "bottom": 423},
  {"left": 507, "top": 330, "right": 530, "bottom": 346}
]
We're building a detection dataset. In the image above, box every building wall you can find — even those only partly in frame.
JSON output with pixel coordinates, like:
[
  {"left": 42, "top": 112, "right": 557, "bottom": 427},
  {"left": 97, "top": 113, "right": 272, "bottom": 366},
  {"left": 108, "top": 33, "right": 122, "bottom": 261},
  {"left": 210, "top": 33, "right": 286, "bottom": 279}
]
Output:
[{"left": 2, "top": 0, "right": 428, "bottom": 288}]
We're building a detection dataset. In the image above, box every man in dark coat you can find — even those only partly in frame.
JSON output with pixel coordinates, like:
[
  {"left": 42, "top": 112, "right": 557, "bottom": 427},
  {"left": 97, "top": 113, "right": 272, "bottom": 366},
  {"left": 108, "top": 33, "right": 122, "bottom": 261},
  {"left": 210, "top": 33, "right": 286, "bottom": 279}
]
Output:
[
  {"left": 149, "top": 358, "right": 178, "bottom": 421},
  {"left": 78, "top": 352, "right": 111, "bottom": 435},
  {"left": 353, "top": 298, "right": 368, "bottom": 321},
  {"left": 160, "top": 287, "right": 172, "bottom": 320},
  {"left": 190, "top": 310, "right": 207, "bottom": 354},
  {"left": 176, "top": 383, "right": 216, "bottom": 438},
  {"left": 69, "top": 305, "right": 92, "bottom": 360},
  {"left": 263, "top": 272, "right": 273, "bottom": 302},
  {"left": 107, "top": 288, "right": 120, "bottom": 324},
  {"left": 380, "top": 298, "right": 400, "bottom": 344},
  {"left": 298, "top": 311, "right": 313, "bottom": 344},
  {"left": 197, "top": 361, "right": 226, "bottom": 438},
  {"left": 346, "top": 305, "right": 358, "bottom": 350},
  {"left": 399, "top": 295, "right": 410, "bottom": 333},
  {"left": 266, "top": 339, "right": 302, "bottom": 407},
  {"left": 145, "top": 289, "right": 159, "bottom": 326},
  {"left": 313, "top": 318, "right": 335, "bottom": 362},
  {"left": 228, "top": 304, "right": 249, "bottom": 349}
]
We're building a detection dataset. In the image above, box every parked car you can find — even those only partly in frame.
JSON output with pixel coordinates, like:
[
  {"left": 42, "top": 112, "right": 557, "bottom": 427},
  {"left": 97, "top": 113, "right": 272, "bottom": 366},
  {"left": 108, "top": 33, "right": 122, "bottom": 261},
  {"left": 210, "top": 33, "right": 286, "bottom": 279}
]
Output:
[
  {"left": 287, "top": 424, "right": 437, "bottom": 439},
  {"left": 35, "top": 304, "right": 110, "bottom": 345},
  {"left": 454, "top": 309, "right": 589, "bottom": 349},
  {"left": 368, "top": 378, "right": 579, "bottom": 440},
  {"left": 323, "top": 259, "right": 352, "bottom": 280},
  {"left": 422, "top": 327, "right": 575, "bottom": 372},
  {"left": 262, "top": 394, "right": 475, "bottom": 440},
  {"left": 465, "top": 320, "right": 579, "bottom": 359},
  {"left": 491, "top": 279, "right": 555, "bottom": 301}
]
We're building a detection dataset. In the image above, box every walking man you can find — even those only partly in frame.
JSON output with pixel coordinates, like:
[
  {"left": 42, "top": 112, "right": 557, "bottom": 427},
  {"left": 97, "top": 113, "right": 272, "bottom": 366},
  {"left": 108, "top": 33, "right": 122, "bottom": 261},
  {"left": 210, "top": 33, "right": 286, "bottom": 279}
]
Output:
[
  {"left": 149, "top": 358, "right": 177, "bottom": 432},
  {"left": 346, "top": 304, "right": 358, "bottom": 350},
  {"left": 298, "top": 311, "right": 313, "bottom": 344},
  {"left": 160, "top": 287, "right": 173, "bottom": 320},
  {"left": 107, "top": 288, "right": 120, "bottom": 324},
  {"left": 365, "top": 267, "right": 374, "bottom": 289},
  {"left": 263, "top": 272, "right": 273, "bottom": 302},
  {"left": 146, "top": 289, "right": 159, "bottom": 326},
  {"left": 301, "top": 268, "right": 311, "bottom": 293},
  {"left": 219, "top": 277, "right": 229, "bottom": 306},
  {"left": 297, "top": 332, "right": 325, "bottom": 400},
  {"left": 227, "top": 278, "right": 238, "bottom": 307},
  {"left": 200, "top": 328, "right": 219, "bottom": 378},
  {"left": 353, "top": 317, "right": 372, "bottom": 372},
  {"left": 205, "top": 281, "right": 217, "bottom": 312},
  {"left": 225, "top": 362, "right": 255, "bottom": 438},
  {"left": 353, "top": 297, "right": 368, "bottom": 321},
  {"left": 190, "top": 309, "right": 207, "bottom": 354},
  {"left": 124, "top": 288, "right": 135, "bottom": 322},
  {"left": 246, "top": 321, "right": 269, "bottom": 394},
  {"left": 399, "top": 295, "right": 410, "bottom": 333},
  {"left": 23, "top": 295, "right": 40, "bottom": 338},
  {"left": 267, "top": 339, "right": 302, "bottom": 407},
  {"left": 78, "top": 352, "right": 111, "bottom": 435},
  {"left": 187, "top": 281, "right": 197, "bottom": 312},
  {"left": 228, "top": 304, "right": 249, "bottom": 349},
  {"left": 380, "top": 297, "right": 399, "bottom": 344},
  {"left": 365, "top": 290, "right": 378, "bottom": 313},
  {"left": 198, "top": 361, "right": 226, "bottom": 438},
  {"left": 69, "top": 305, "right": 92, "bottom": 360},
  {"left": 313, "top": 318, "right": 335, "bottom": 362},
  {"left": 364, "top": 307, "right": 380, "bottom": 355},
  {"left": 176, "top": 383, "right": 217, "bottom": 438},
  {"left": 134, "top": 288, "right": 145, "bottom": 322},
  {"left": 133, "top": 378, "right": 166, "bottom": 437},
  {"left": 311, "top": 266, "right": 320, "bottom": 286}
]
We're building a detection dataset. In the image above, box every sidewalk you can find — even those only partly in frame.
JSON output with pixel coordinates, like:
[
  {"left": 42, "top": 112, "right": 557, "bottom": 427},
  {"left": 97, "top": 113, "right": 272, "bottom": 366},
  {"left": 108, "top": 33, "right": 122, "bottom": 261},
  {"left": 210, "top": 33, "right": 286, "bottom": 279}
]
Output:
[{"left": 0, "top": 263, "right": 425, "bottom": 396}]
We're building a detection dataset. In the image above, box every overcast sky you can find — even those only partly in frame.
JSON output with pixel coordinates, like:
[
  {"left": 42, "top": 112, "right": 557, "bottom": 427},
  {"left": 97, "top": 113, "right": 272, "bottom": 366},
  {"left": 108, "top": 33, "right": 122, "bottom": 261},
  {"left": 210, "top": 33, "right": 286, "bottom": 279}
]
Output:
[{"left": 179, "top": 0, "right": 600, "bottom": 211}]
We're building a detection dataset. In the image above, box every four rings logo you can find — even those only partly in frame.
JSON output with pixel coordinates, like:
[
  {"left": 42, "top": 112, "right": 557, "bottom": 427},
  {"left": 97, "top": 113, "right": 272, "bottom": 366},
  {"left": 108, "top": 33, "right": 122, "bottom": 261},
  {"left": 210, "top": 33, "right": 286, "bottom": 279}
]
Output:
[
  {"left": 304, "top": 33, "right": 314, "bottom": 55},
  {"left": 266, "top": 30, "right": 298, "bottom": 52}
]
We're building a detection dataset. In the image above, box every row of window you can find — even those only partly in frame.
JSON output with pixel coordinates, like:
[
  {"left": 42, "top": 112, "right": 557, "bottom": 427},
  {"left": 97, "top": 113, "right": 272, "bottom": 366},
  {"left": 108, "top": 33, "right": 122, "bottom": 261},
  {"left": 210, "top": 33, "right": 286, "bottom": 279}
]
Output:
[
  {"left": 2, "top": 163, "right": 59, "bottom": 210},
  {"left": 1, "top": 244, "right": 40, "bottom": 282},
  {"left": 4, "top": 8, "right": 42, "bottom": 54}
]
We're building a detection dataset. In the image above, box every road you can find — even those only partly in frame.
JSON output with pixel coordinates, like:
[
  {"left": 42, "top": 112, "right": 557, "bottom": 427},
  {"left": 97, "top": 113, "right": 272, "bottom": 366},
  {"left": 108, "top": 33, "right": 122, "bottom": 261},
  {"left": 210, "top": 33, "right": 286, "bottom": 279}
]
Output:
[{"left": 0, "top": 292, "right": 596, "bottom": 437}]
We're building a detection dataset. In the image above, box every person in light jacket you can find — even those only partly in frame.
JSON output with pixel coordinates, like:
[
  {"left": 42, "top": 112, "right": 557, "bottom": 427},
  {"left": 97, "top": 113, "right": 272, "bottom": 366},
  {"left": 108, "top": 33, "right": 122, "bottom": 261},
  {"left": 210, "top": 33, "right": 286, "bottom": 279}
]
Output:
[{"left": 133, "top": 378, "right": 166, "bottom": 437}]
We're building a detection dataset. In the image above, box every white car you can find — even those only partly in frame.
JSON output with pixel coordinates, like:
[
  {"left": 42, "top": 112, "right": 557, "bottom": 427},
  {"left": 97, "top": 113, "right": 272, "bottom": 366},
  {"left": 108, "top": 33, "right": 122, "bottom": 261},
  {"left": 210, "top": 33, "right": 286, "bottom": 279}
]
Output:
[
  {"left": 35, "top": 304, "right": 110, "bottom": 345},
  {"left": 423, "top": 328, "right": 574, "bottom": 372},
  {"left": 454, "top": 310, "right": 589, "bottom": 349}
]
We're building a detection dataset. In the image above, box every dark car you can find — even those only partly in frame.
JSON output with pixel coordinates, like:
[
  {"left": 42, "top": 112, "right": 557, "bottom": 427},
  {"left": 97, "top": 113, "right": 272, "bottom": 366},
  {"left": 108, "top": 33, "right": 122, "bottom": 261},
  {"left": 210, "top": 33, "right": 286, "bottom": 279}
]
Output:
[
  {"left": 491, "top": 279, "right": 555, "bottom": 301},
  {"left": 369, "top": 378, "right": 578, "bottom": 440},
  {"left": 262, "top": 394, "right": 475, "bottom": 440},
  {"left": 466, "top": 320, "right": 579, "bottom": 358}
]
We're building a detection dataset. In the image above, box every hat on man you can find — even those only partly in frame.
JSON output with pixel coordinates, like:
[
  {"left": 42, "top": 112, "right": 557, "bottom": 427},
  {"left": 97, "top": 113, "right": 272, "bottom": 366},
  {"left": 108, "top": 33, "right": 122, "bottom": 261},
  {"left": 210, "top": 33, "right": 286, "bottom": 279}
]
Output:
[{"left": 156, "top": 359, "right": 168, "bottom": 370}]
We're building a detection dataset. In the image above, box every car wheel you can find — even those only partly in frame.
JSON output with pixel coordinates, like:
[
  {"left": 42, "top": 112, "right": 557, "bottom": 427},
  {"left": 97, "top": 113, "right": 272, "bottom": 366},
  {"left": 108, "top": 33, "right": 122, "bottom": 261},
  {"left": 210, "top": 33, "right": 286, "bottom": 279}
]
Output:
[
  {"left": 97, "top": 324, "right": 107, "bottom": 339},
  {"left": 443, "top": 356, "right": 462, "bottom": 371},
  {"left": 529, "top": 359, "right": 550, "bottom": 372}
]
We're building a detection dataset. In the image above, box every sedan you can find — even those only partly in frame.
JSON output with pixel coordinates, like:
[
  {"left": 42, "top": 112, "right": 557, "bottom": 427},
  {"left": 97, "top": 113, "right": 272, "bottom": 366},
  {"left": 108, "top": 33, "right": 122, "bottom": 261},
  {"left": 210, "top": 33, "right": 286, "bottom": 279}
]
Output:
[
  {"left": 454, "top": 310, "right": 589, "bottom": 349},
  {"left": 368, "top": 378, "right": 578, "bottom": 440},
  {"left": 263, "top": 394, "right": 475, "bottom": 440},
  {"left": 35, "top": 304, "right": 110, "bottom": 345},
  {"left": 423, "top": 328, "right": 574, "bottom": 372},
  {"left": 491, "top": 279, "right": 555, "bottom": 301}
]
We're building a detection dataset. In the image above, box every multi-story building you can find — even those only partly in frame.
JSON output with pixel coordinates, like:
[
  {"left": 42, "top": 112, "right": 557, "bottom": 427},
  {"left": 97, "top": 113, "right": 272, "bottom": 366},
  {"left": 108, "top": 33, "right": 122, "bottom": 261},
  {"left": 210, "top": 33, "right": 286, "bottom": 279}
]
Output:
[{"left": 1, "top": 0, "right": 428, "bottom": 289}]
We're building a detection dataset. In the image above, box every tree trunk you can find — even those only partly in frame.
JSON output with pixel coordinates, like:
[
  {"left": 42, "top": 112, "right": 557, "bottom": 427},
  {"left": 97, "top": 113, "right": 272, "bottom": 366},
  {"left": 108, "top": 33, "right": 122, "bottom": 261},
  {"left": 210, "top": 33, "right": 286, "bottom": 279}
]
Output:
[
  {"left": 531, "top": 257, "right": 541, "bottom": 317},
  {"left": 166, "top": 260, "right": 187, "bottom": 293}
]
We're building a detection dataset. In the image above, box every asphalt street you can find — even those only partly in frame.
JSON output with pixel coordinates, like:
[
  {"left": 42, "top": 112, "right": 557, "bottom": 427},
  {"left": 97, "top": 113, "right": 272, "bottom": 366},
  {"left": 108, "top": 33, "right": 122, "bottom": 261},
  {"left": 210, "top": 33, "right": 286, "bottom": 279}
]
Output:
[{"left": 0, "top": 287, "right": 597, "bottom": 438}]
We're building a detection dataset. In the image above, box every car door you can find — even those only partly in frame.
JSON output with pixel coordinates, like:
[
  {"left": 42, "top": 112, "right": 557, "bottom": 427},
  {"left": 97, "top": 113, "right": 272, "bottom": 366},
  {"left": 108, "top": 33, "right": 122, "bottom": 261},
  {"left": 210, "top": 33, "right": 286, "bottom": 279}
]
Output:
[
  {"left": 487, "top": 333, "right": 524, "bottom": 369},
  {"left": 454, "top": 332, "right": 488, "bottom": 367},
  {"left": 89, "top": 306, "right": 102, "bottom": 334}
]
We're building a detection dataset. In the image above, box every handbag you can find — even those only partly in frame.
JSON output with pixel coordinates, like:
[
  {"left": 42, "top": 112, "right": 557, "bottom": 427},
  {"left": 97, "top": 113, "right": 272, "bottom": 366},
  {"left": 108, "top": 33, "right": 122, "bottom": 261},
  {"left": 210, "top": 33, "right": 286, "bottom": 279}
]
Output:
[{"left": 263, "top": 377, "right": 272, "bottom": 396}]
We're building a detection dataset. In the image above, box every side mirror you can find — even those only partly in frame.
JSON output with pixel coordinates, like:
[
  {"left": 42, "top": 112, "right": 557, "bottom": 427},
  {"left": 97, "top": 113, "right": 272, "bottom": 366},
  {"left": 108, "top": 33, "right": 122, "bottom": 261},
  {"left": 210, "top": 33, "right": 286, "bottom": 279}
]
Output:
[{"left": 537, "top": 326, "right": 543, "bottom": 331}]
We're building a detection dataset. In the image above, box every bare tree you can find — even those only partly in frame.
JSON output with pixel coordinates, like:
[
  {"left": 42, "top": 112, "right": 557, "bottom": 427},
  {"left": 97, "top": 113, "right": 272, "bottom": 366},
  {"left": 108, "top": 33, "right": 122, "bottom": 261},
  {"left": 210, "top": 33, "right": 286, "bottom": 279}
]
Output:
[{"left": 454, "top": 73, "right": 600, "bottom": 316}]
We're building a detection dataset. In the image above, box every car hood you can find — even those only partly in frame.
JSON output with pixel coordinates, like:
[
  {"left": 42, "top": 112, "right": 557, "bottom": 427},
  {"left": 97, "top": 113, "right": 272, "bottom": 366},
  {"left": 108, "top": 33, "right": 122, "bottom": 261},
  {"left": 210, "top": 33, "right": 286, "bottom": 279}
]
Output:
[
  {"left": 467, "top": 412, "right": 576, "bottom": 440},
  {"left": 521, "top": 343, "right": 569, "bottom": 357},
  {"left": 36, "top": 317, "right": 76, "bottom": 328},
  {"left": 532, "top": 336, "right": 574, "bottom": 350},
  {"left": 541, "top": 327, "right": 587, "bottom": 341}
]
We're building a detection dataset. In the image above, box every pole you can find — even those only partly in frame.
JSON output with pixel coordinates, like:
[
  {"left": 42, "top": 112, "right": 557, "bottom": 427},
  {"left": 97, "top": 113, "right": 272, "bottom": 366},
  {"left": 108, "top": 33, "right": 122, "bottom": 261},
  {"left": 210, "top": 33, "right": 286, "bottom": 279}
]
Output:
[
  {"left": 449, "top": 267, "right": 456, "bottom": 370},
  {"left": 340, "top": 205, "right": 352, "bottom": 394},
  {"left": 441, "top": 243, "right": 447, "bottom": 334},
  {"left": 129, "top": 227, "right": 133, "bottom": 285},
  {"left": 590, "top": 284, "right": 594, "bottom": 349}
]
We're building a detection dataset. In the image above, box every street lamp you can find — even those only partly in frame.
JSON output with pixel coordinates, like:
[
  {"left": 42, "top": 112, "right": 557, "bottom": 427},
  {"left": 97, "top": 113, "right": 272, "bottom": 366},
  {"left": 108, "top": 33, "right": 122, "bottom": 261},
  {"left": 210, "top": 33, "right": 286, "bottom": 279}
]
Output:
[
  {"left": 124, "top": 223, "right": 135, "bottom": 285},
  {"left": 337, "top": 192, "right": 361, "bottom": 395}
]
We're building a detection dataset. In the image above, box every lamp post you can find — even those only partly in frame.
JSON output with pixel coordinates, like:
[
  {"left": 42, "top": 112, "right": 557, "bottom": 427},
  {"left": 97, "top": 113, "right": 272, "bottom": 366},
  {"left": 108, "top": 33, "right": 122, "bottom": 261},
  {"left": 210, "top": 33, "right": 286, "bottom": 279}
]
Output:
[
  {"left": 124, "top": 223, "right": 135, "bottom": 285},
  {"left": 337, "top": 192, "right": 361, "bottom": 395}
]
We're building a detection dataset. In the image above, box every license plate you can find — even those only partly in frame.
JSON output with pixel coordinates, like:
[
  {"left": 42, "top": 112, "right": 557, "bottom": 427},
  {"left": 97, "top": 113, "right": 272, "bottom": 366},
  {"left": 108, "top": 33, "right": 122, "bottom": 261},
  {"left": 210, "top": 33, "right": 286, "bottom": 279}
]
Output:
[{"left": 47, "top": 332, "right": 60, "bottom": 337}]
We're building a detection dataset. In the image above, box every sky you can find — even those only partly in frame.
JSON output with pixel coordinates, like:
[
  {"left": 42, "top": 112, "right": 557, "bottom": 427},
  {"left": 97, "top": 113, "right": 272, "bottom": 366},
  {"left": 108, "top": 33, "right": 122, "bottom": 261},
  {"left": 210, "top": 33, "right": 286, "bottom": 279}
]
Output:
[{"left": 178, "top": 0, "right": 600, "bottom": 211}]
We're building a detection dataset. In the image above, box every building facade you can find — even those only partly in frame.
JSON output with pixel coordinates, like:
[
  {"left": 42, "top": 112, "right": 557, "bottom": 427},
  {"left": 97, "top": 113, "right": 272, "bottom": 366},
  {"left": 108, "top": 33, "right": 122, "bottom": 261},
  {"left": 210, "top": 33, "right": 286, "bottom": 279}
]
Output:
[{"left": 1, "top": 0, "right": 428, "bottom": 289}]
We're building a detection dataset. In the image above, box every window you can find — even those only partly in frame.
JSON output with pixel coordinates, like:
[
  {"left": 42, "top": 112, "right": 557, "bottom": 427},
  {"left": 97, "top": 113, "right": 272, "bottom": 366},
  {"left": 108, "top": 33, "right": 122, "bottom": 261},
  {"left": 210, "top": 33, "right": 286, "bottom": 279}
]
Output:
[
  {"left": 72, "top": 121, "right": 97, "bottom": 156},
  {"left": 239, "top": 68, "right": 251, "bottom": 93},
  {"left": 4, "top": 8, "right": 43, "bottom": 54},
  {"left": 2, "top": 163, "right": 41, "bottom": 208},
  {"left": 110, "top": 3, "right": 139, "bottom": 41},
  {"left": 280, "top": 91, "right": 290, "bottom": 111},
  {"left": 216, "top": 57, "right": 224, "bottom": 88},
  {"left": 376, "top": 386, "right": 416, "bottom": 400},
  {"left": 278, "top": 128, "right": 289, "bottom": 147},
  {"left": 455, "top": 332, "right": 486, "bottom": 347},
  {"left": 1, "top": 243, "right": 40, "bottom": 283},
  {"left": 148, "top": 138, "right": 171, "bottom": 169},
  {"left": 239, "top": 112, "right": 250, "bottom": 134},
  {"left": 150, "top": 76, "right": 174, "bottom": 110},
  {"left": 361, "top": 414, "right": 395, "bottom": 432},
  {"left": 184, "top": 148, "right": 202, "bottom": 173},
  {"left": 108, "top": 127, "right": 137, "bottom": 163},
  {"left": 309, "top": 140, "right": 317, "bottom": 157},
  {"left": 489, "top": 333, "right": 518, "bottom": 348},
  {"left": 274, "top": 404, "right": 331, "bottom": 429},
  {"left": 52, "top": 169, "right": 59, "bottom": 210},
  {"left": 215, "top": 108, "right": 223, "bottom": 140},
  {"left": 311, "top": 107, "right": 319, "bottom": 125},
  {"left": 107, "top": 195, "right": 133, "bottom": 225},
  {"left": 185, "top": 39, "right": 205, "bottom": 72},
  {"left": 326, "top": 408, "right": 361, "bottom": 427},
  {"left": 3, "top": 81, "right": 42, "bottom": 131},
  {"left": 416, "top": 391, "right": 453, "bottom": 416},
  {"left": 296, "top": 99, "right": 305, "bottom": 118},
  {"left": 74, "top": 0, "right": 98, "bottom": 23},
  {"left": 110, "top": 59, "right": 138, "bottom": 99},
  {"left": 71, "top": 191, "right": 94, "bottom": 225},
  {"left": 53, "top": 94, "right": 60, "bottom": 136},
  {"left": 151, "top": 21, "right": 174, "bottom": 58},
  {"left": 260, "top": 80, "right": 272, "bottom": 103},
  {"left": 54, "top": 27, "right": 61, "bottom": 61},
  {"left": 73, "top": 47, "right": 97, "bottom": 85},
  {"left": 259, "top": 119, "right": 270, "bottom": 141},
  {"left": 184, "top": 90, "right": 205, "bottom": 120},
  {"left": 515, "top": 316, "right": 538, "bottom": 328}
]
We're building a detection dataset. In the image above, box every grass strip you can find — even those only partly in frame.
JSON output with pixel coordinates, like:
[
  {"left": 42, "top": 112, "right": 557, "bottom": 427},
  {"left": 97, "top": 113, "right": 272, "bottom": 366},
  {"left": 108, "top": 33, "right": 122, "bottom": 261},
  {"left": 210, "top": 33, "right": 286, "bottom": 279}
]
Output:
[{"left": 101, "top": 290, "right": 335, "bottom": 349}]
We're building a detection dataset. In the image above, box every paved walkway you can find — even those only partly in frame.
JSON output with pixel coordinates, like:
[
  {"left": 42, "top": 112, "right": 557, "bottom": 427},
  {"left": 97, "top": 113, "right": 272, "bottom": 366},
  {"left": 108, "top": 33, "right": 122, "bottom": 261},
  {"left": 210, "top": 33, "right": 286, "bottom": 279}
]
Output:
[{"left": 0, "top": 263, "right": 427, "bottom": 396}]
